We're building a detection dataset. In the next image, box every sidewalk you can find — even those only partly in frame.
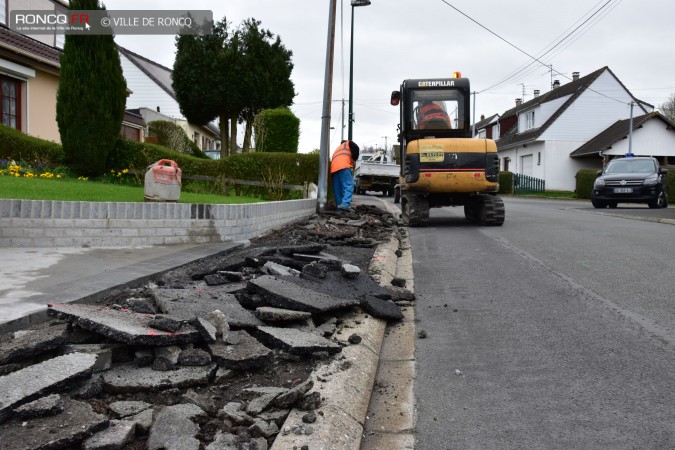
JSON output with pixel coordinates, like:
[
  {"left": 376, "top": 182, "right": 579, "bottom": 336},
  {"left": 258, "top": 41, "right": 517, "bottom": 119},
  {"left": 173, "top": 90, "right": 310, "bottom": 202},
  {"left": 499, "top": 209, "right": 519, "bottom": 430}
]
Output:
[{"left": 0, "top": 241, "right": 241, "bottom": 334}]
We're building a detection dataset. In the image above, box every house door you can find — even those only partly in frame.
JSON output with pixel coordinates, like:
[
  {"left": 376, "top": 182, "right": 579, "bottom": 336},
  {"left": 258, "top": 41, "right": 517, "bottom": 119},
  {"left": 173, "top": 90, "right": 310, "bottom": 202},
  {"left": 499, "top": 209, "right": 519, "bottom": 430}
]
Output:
[{"left": 520, "top": 154, "right": 533, "bottom": 176}]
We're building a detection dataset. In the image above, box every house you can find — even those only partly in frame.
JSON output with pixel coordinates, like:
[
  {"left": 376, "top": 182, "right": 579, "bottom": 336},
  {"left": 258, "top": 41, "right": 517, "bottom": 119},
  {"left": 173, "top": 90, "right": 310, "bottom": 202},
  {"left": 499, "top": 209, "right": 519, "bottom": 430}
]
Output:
[
  {"left": 1, "top": 0, "right": 145, "bottom": 145},
  {"left": 0, "top": 18, "right": 62, "bottom": 143},
  {"left": 486, "top": 67, "right": 675, "bottom": 191},
  {"left": 121, "top": 108, "right": 146, "bottom": 142},
  {"left": 570, "top": 112, "right": 675, "bottom": 164},
  {"left": 474, "top": 113, "right": 500, "bottom": 140},
  {"left": 117, "top": 46, "right": 220, "bottom": 151}
]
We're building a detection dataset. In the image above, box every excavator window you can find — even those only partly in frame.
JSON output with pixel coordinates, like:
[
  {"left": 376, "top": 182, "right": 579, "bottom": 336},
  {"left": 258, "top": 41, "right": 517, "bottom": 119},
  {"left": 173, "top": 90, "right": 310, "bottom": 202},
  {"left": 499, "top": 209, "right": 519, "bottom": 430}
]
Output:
[{"left": 409, "top": 90, "right": 464, "bottom": 132}]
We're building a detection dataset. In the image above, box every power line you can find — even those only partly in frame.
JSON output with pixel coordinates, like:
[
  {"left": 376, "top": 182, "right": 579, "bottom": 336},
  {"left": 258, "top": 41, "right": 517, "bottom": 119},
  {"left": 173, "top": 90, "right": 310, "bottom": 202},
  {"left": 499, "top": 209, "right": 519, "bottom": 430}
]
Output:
[
  {"left": 438, "top": 0, "right": 630, "bottom": 106},
  {"left": 475, "top": 0, "right": 618, "bottom": 93}
]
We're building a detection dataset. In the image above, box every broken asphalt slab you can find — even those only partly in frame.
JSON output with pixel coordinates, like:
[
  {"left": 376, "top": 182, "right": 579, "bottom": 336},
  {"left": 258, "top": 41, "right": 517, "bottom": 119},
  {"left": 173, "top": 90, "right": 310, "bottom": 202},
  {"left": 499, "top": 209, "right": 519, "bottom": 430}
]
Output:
[
  {"left": 247, "top": 275, "right": 360, "bottom": 314},
  {"left": 281, "top": 270, "right": 404, "bottom": 321},
  {"left": 102, "top": 363, "right": 218, "bottom": 394},
  {"left": 47, "top": 303, "right": 199, "bottom": 346},
  {"left": 0, "top": 397, "right": 109, "bottom": 450},
  {"left": 0, "top": 352, "right": 97, "bottom": 423},
  {"left": 0, "top": 322, "right": 69, "bottom": 366},
  {"left": 207, "top": 330, "right": 273, "bottom": 370},
  {"left": 150, "top": 288, "right": 264, "bottom": 328},
  {"left": 256, "top": 326, "right": 342, "bottom": 355}
]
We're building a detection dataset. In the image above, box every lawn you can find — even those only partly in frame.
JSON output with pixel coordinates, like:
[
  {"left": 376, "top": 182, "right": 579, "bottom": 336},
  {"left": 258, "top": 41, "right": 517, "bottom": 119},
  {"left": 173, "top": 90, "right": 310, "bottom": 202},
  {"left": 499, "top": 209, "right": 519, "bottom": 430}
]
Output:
[{"left": 0, "top": 176, "right": 264, "bottom": 204}]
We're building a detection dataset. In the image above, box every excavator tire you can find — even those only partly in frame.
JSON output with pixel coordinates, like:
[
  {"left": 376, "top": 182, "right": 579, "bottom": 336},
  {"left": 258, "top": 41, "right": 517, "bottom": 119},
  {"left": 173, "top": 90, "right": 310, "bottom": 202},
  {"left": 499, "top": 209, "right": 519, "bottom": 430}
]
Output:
[
  {"left": 401, "top": 193, "right": 429, "bottom": 227},
  {"left": 464, "top": 194, "right": 505, "bottom": 226}
]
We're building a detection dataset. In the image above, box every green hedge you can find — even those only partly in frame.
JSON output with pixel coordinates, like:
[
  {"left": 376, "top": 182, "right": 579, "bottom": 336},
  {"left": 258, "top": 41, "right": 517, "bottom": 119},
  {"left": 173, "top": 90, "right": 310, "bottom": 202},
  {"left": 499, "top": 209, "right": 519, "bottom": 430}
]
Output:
[
  {"left": 575, "top": 168, "right": 597, "bottom": 199},
  {"left": 1, "top": 125, "right": 320, "bottom": 198},
  {"left": 498, "top": 171, "right": 514, "bottom": 194},
  {"left": 0, "top": 124, "right": 64, "bottom": 166},
  {"left": 253, "top": 106, "right": 300, "bottom": 153},
  {"left": 667, "top": 167, "right": 675, "bottom": 200}
]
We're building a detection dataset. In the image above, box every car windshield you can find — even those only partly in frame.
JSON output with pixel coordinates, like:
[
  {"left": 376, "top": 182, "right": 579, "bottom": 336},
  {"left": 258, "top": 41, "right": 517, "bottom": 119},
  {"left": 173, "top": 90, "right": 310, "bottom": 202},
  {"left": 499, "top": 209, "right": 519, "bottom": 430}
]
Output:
[{"left": 604, "top": 159, "right": 655, "bottom": 174}]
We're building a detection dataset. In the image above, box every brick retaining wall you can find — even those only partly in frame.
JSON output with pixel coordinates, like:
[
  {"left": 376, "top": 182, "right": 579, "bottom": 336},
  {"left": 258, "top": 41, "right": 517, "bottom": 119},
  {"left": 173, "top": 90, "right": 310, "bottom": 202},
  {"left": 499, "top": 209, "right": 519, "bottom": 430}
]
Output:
[{"left": 0, "top": 198, "right": 316, "bottom": 247}]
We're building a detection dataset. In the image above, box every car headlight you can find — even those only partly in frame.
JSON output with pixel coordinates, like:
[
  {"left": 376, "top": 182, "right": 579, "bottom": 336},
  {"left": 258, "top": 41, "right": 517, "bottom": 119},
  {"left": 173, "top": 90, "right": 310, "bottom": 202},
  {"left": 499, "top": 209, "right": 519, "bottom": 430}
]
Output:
[
  {"left": 643, "top": 175, "right": 659, "bottom": 186},
  {"left": 594, "top": 179, "right": 605, "bottom": 188}
]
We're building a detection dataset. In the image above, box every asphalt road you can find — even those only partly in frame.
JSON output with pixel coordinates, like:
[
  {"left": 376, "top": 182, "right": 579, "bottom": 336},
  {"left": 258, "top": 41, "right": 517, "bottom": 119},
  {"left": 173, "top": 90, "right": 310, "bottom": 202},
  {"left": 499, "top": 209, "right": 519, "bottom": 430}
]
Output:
[{"left": 410, "top": 197, "right": 675, "bottom": 449}]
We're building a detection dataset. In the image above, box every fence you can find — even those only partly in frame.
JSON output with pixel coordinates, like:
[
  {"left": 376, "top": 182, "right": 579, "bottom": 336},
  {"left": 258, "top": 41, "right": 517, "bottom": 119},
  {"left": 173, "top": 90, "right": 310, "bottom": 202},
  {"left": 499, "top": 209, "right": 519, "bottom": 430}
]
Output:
[{"left": 514, "top": 173, "right": 546, "bottom": 194}]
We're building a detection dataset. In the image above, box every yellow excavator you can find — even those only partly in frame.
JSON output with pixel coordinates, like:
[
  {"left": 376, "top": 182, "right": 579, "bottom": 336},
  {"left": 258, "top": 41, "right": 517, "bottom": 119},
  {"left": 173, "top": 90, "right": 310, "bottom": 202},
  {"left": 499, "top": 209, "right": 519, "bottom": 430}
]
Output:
[{"left": 391, "top": 73, "right": 505, "bottom": 226}]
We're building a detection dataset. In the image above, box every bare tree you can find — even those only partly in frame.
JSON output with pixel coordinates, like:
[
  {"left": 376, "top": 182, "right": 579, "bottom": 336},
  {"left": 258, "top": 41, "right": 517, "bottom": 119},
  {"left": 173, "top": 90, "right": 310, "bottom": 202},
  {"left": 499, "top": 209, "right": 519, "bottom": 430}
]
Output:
[{"left": 659, "top": 93, "right": 675, "bottom": 122}]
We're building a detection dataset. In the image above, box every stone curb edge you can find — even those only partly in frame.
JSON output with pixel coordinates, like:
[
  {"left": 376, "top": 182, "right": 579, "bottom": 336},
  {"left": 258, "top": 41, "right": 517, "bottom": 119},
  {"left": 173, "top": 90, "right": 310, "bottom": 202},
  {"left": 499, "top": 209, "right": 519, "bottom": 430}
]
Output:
[{"left": 271, "top": 231, "right": 413, "bottom": 450}]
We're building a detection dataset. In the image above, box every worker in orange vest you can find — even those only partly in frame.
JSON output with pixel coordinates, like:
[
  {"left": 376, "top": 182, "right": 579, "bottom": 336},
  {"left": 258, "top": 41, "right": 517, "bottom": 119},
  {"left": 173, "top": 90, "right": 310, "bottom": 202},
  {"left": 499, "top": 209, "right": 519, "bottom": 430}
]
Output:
[
  {"left": 418, "top": 100, "right": 451, "bottom": 130},
  {"left": 331, "top": 139, "right": 360, "bottom": 212}
]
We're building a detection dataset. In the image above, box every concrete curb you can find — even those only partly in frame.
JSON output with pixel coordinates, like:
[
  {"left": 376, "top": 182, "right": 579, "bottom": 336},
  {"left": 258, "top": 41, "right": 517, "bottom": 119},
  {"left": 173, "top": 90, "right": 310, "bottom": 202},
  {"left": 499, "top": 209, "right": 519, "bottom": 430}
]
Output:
[{"left": 271, "top": 232, "right": 412, "bottom": 450}]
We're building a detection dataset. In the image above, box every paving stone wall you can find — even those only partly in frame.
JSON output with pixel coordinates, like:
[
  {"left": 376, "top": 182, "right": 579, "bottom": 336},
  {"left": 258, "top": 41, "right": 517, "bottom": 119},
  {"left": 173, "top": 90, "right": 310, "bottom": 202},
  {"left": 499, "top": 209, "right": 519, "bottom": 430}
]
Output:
[{"left": 0, "top": 198, "right": 316, "bottom": 247}]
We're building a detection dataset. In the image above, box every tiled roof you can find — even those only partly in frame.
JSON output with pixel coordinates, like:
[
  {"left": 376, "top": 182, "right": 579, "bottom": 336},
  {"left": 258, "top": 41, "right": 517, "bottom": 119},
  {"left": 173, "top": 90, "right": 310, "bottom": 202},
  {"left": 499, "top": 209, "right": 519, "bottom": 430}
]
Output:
[
  {"left": 0, "top": 25, "right": 61, "bottom": 68},
  {"left": 496, "top": 67, "right": 609, "bottom": 149},
  {"left": 496, "top": 67, "right": 652, "bottom": 151},
  {"left": 474, "top": 113, "right": 499, "bottom": 131},
  {"left": 123, "top": 109, "right": 146, "bottom": 127},
  {"left": 570, "top": 112, "right": 673, "bottom": 158},
  {"left": 118, "top": 45, "right": 176, "bottom": 100}
]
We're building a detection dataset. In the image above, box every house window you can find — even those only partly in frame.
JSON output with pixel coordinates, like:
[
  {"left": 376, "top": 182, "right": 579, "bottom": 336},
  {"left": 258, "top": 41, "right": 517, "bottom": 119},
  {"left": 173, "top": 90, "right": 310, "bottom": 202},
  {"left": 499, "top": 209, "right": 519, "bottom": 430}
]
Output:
[
  {"left": 193, "top": 131, "right": 199, "bottom": 145},
  {"left": 0, "top": 0, "right": 6, "bottom": 25},
  {"left": 492, "top": 123, "right": 500, "bottom": 140},
  {"left": 1, "top": 76, "right": 21, "bottom": 130},
  {"left": 503, "top": 157, "right": 510, "bottom": 172},
  {"left": 525, "top": 111, "right": 535, "bottom": 130}
]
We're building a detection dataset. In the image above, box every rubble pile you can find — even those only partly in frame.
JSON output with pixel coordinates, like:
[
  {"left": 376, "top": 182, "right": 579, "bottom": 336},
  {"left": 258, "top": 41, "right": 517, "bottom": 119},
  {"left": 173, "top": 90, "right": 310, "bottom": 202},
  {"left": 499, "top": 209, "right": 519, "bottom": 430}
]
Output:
[{"left": 0, "top": 206, "right": 413, "bottom": 450}]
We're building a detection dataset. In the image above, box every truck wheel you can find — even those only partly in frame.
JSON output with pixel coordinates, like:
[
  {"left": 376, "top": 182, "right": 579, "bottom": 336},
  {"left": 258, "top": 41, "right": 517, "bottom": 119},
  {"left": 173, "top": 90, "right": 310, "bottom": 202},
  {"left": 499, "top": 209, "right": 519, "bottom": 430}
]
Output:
[{"left": 401, "top": 194, "right": 429, "bottom": 227}]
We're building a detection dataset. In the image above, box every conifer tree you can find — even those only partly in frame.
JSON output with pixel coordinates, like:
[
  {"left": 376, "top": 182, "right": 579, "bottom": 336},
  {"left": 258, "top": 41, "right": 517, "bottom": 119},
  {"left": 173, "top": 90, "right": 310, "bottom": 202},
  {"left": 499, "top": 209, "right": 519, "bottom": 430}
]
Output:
[{"left": 56, "top": 0, "right": 127, "bottom": 176}]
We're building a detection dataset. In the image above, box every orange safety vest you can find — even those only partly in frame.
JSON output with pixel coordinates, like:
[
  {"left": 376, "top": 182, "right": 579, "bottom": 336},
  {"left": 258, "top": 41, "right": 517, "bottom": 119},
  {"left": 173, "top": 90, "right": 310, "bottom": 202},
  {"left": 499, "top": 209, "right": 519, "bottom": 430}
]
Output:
[
  {"left": 419, "top": 103, "right": 451, "bottom": 129},
  {"left": 331, "top": 141, "right": 354, "bottom": 173}
]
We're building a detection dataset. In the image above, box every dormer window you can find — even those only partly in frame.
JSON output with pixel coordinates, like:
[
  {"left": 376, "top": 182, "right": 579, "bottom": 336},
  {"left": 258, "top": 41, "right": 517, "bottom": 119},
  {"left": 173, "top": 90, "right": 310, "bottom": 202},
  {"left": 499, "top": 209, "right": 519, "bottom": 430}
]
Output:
[{"left": 525, "top": 110, "right": 535, "bottom": 130}]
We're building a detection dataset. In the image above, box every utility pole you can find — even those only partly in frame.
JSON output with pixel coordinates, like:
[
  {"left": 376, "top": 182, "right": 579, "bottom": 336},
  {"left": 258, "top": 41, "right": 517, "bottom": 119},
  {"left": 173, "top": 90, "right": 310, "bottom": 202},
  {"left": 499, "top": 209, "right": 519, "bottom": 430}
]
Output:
[
  {"left": 317, "top": 0, "right": 337, "bottom": 214},
  {"left": 628, "top": 101, "right": 634, "bottom": 156},
  {"left": 471, "top": 91, "right": 476, "bottom": 138}
]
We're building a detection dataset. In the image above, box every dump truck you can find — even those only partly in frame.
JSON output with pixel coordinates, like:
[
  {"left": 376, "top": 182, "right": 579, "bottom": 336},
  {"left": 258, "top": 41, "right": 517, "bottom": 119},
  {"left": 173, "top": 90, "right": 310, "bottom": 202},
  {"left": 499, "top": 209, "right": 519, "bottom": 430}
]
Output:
[
  {"left": 354, "top": 149, "right": 400, "bottom": 196},
  {"left": 390, "top": 73, "right": 505, "bottom": 226}
]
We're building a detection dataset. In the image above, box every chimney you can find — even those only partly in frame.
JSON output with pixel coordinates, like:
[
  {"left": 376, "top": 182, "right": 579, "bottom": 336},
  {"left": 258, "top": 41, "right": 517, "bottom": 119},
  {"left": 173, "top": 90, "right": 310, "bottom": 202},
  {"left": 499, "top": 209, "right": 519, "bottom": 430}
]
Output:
[
  {"left": 572, "top": 72, "right": 580, "bottom": 81},
  {"left": 552, "top": 80, "right": 560, "bottom": 89},
  {"left": 515, "top": 98, "right": 522, "bottom": 106},
  {"left": 533, "top": 89, "right": 540, "bottom": 97},
  {"left": 480, "top": 114, "right": 485, "bottom": 121}
]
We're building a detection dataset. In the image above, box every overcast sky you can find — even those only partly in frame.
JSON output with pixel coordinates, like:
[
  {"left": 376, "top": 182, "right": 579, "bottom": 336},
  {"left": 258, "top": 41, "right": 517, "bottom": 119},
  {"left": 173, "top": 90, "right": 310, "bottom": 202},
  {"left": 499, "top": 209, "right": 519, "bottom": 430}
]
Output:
[{"left": 108, "top": 0, "right": 675, "bottom": 153}]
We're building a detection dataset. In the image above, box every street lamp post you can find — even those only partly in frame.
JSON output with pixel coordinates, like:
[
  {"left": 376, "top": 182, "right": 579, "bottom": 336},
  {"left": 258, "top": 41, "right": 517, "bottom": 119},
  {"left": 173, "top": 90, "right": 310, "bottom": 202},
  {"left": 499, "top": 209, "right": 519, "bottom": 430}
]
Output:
[{"left": 348, "top": 0, "right": 371, "bottom": 141}]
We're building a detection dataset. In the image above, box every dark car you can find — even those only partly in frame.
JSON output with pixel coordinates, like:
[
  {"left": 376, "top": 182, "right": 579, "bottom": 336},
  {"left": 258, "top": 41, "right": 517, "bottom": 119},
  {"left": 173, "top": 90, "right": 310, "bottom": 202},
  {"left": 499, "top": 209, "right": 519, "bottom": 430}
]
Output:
[{"left": 591, "top": 156, "right": 668, "bottom": 209}]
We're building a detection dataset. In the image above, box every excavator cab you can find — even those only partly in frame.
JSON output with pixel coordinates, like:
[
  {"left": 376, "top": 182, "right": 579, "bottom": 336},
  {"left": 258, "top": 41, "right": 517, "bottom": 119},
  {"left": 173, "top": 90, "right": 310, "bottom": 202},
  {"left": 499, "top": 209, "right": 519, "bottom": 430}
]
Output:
[{"left": 390, "top": 74, "right": 505, "bottom": 226}]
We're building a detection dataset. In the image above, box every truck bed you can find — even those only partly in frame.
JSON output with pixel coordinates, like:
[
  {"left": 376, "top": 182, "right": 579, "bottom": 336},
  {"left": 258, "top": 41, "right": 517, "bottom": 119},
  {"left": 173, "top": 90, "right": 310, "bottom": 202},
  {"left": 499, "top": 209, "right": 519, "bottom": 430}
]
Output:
[{"left": 355, "top": 162, "right": 400, "bottom": 178}]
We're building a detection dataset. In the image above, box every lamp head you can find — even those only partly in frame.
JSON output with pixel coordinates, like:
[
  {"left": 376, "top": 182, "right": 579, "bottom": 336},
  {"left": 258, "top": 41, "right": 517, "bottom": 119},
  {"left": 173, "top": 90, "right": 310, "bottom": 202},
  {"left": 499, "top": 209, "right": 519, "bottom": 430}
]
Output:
[{"left": 351, "top": 0, "right": 371, "bottom": 6}]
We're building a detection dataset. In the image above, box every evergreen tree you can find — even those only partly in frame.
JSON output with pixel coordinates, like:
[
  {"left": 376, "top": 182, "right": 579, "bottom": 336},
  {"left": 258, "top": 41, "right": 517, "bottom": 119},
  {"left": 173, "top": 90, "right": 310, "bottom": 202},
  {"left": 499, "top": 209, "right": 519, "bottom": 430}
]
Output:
[
  {"left": 173, "top": 18, "right": 295, "bottom": 157},
  {"left": 56, "top": 0, "right": 127, "bottom": 177}
]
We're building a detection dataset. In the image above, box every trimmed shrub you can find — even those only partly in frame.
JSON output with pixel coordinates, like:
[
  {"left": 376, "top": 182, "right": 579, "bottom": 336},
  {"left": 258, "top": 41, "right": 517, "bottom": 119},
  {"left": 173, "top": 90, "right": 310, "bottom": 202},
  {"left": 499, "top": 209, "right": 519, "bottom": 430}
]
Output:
[
  {"left": 147, "top": 121, "right": 208, "bottom": 159},
  {"left": 667, "top": 166, "right": 675, "bottom": 200},
  {"left": 0, "top": 124, "right": 64, "bottom": 166},
  {"left": 498, "top": 171, "right": 514, "bottom": 194},
  {"left": 575, "top": 168, "right": 598, "bottom": 199},
  {"left": 254, "top": 106, "right": 300, "bottom": 153}
]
